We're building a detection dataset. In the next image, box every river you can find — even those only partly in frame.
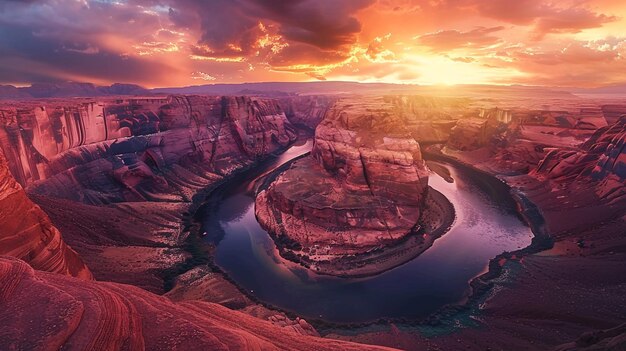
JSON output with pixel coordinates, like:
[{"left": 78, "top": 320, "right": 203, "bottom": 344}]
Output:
[{"left": 201, "top": 140, "right": 533, "bottom": 323}]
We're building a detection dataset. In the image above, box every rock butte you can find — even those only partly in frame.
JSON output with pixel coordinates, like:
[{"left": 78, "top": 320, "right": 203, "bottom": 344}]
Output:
[{"left": 256, "top": 97, "right": 441, "bottom": 274}]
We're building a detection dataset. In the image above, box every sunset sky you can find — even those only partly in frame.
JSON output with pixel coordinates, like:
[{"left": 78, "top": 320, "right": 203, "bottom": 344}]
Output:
[{"left": 1, "top": 0, "right": 625, "bottom": 88}]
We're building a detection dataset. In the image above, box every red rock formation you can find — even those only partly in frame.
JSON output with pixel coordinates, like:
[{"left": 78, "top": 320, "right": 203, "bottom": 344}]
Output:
[
  {"left": 0, "top": 256, "right": 394, "bottom": 351},
  {"left": 530, "top": 116, "right": 626, "bottom": 212},
  {"left": 0, "top": 95, "right": 298, "bottom": 204},
  {"left": 0, "top": 95, "right": 300, "bottom": 293},
  {"left": 447, "top": 108, "right": 519, "bottom": 151},
  {"left": 257, "top": 97, "right": 434, "bottom": 274},
  {"left": 0, "top": 149, "right": 91, "bottom": 279},
  {"left": 279, "top": 95, "right": 336, "bottom": 130},
  {"left": 602, "top": 105, "right": 626, "bottom": 125},
  {"left": 534, "top": 116, "right": 626, "bottom": 181}
]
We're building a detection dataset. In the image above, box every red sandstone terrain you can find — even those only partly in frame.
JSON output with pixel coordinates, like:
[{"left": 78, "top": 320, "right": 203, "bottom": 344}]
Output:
[
  {"left": 0, "top": 149, "right": 91, "bottom": 280},
  {"left": 0, "top": 256, "right": 393, "bottom": 350},
  {"left": 0, "top": 87, "right": 624, "bottom": 350},
  {"left": 0, "top": 95, "right": 302, "bottom": 292}
]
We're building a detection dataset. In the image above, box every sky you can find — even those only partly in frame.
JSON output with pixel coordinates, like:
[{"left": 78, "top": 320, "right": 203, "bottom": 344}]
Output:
[{"left": 0, "top": 0, "right": 625, "bottom": 88}]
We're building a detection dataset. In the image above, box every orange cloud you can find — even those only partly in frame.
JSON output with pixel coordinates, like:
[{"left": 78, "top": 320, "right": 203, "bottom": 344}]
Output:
[
  {"left": 0, "top": 0, "right": 624, "bottom": 88},
  {"left": 416, "top": 27, "right": 505, "bottom": 51}
]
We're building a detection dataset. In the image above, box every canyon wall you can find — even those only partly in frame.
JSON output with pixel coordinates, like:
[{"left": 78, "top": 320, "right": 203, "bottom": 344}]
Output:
[
  {"left": 447, "top": 109, "right": 519, "bottom": 151},
  {"left": 279, "top": 95, "right": 336, "bottom": 130},
  {"left": 534, "top": 116, "right": 626, "bottom": 181},
  {"left": 0, "top": 95, "right": 300, "bottom": 291},
  {"left": 532, "top": 116, "right": 626, "bottom": 209},
  {"left": 0, "top": 95, "right": 297, "bottom": 204},
  {"left": 0, "top": 149, "right": 91, "bottom": 279}
]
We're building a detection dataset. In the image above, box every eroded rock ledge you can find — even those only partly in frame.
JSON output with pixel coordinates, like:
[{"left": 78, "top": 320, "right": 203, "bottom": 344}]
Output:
[
  {"left": 256, "top": 97, "right": 453, "bottom": 276},
  {"left": 0, "top": 256, "right": 394, "bottom": 351},
  {"left": 0, "top": 149, "right": 91, "bottom": 280}
]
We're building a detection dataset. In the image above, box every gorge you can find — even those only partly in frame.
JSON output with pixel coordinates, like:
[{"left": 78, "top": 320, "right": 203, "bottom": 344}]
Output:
[{"left": 0, "top": 85, "right": 625, "bottom": 350}]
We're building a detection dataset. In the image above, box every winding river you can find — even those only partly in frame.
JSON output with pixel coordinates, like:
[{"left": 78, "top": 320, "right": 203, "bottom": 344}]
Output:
[{"left": 201, "top": 140, "right": 533, "bottom": 324}]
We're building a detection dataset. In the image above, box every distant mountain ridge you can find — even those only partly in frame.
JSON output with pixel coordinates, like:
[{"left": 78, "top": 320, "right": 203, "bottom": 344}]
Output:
[
  {"left": 0, "top": 82, "right": 149, "bottom": 99},
  {"left": 3, "top": 80, "right": 624, "bottom": 99}
]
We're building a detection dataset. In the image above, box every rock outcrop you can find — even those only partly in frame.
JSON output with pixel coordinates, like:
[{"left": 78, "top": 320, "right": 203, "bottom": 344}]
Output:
[
  {"left": 531, "top": 115, "right": 626, "bottom": 210},
  {"left": 447, "top": 108, "right": 518, "bottom": 151},
  {"left": 279, "top": 96, "right": 336, "bottom": 130},
  {"left": 0, "top": 95, "right": 297, "bottom": 204},
  {"left": 0, "top": 256, "right": 395, "bottom": 351},
  {"left": 602, "top": 105, "right": 626, "bottom": 125},
  {"left": 257, "top": 97, "right": 439, "bottom": 275},
  {"left": 0, "top": 149, "right": 91, "bottom": 279},
  {"left": 533, "top": 116, "right": 626, "bottom": 181}
]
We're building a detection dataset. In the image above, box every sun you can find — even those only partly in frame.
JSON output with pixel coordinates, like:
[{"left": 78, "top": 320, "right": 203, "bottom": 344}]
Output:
[{"left": 407, "top": 55, "right": 515, "bottom": 86}]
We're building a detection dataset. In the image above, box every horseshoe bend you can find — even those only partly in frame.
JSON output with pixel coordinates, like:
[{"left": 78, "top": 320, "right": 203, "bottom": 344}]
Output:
[
  {"left": 0, "top": 85, "right": 624, "bottom": 350},
  {"left": 256, "top": 97, "right": 454, "bottom": 276}
]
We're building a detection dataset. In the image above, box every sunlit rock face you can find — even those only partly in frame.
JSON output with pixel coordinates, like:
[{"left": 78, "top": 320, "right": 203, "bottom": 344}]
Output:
[
  {"left": 0, "top": 256, "right": 393, "bottom": 351},
  {"left": 0, "top": 150, "right": 91, "bottom": 279},
  {"left": 384, "top": 95, "right": 469, "bottom": 144},
  {"left": 257, "top": 97, "right": 430, "bottom": 261},
  {"left": 602, "top": 105, "right": 626, "bottom": 125},
  {"left": 0, "top": 95, "right": 298, "bottom": 204},
  {"left": 447, "top": 108, "right": 519, "bottom": 151},
  {"left": 277, "top": 95, "right": 468, "bottom": 143}
]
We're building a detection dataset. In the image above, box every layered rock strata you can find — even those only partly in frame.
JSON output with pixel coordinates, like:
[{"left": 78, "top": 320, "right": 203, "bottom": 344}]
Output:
[
  {"left": 279, "top": 96, "right": 336, "bottom": 130},
  {"left": 0, "top": 95, "right": 297, "bottom": 203},
  {"left": 0, "top": 256, "right": 395, "bottom": 351},
  {"left": 0, "top": 149, "right": 91, "bottom": 279},
  {"left": 257, "top": 97, "right": 444, "bottom": 275}
]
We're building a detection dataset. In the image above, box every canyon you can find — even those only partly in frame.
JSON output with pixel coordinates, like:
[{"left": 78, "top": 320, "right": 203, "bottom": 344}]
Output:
[{"left": 0, "top": 85, "right": 624, "bottom": 350}]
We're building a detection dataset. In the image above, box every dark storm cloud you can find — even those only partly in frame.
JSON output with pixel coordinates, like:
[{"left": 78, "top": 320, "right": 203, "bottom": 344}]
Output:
[
  {"left": 0, "top": 0, "right": 375, "bottom": 84},
  {"left": 0, "top": 24, "right": 169, "bottom": 84},
  {"left": 167, "top": 0, "right": 374, "bottom": 55},
  {"left": 0, "top": 0, "right": 175, "bottom": 84}
]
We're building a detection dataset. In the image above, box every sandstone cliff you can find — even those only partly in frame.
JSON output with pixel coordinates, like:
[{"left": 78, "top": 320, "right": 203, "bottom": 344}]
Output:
[
  {"left": 530, "top": 116, "right": 626, "bottom": 214},
  {"left": 279, "top": 95, "right": 336, "bottom": 130},
  {"left": 0, "top": 95, "right": 297, "bottom": 204},
  {"left": 447, "top": 108, "right": 519, "bottom": 151},
  {"left": 0, "top": 149, "right": 91, "bottom": 279},
  {"left": 0, "top": 256, "right": 395, "bottom": 351}
]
